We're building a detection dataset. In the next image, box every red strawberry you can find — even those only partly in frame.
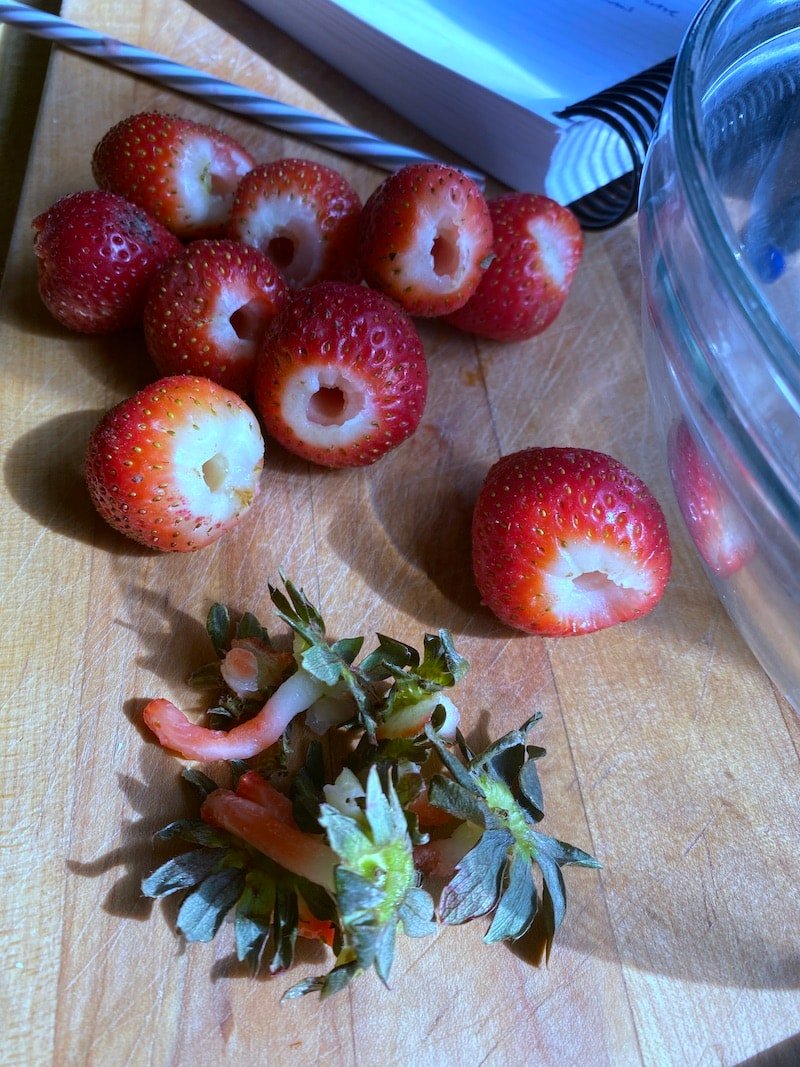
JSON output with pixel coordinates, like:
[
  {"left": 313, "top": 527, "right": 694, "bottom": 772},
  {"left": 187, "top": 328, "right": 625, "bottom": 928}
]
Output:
[
  {"left": 228, "top": 158, "right": 362, "bottom": 288},
  {"left": 472, "top": 447, "right": 671, "bottom": 636},
  {"left": 668, "top": 419, "right": 755, "bottom": 577},
  {"left": 32, "top": 190, "right": 181, "bottom": 333},
  {"left": 92, "top": 111, "right": 255, "bottom": 238},
  {"left": 85, "top": 375, "right": 264, "bottom": 552},
  {"left": 445, "top": 193, "right": 583, "bottom": 341},
  {"left": 143, "top": 238, "right": 289, "bottom": 395},
  {"left": 358, "top": 163, "right": 492, "bottom": 316},
  {"left": 254, "top": 281, "right": 427, "bottom": 468}
]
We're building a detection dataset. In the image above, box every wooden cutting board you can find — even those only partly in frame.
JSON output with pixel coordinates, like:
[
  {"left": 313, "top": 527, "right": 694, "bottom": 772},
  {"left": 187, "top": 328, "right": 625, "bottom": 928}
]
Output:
[{"left": 2, "top": 2, "right": 799, "bottom": 1064}]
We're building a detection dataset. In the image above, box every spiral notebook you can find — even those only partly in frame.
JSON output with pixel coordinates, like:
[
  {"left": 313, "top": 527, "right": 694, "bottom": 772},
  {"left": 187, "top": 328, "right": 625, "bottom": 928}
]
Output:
[{"left": 242, "top": 0, "right": 700, "bottom": 228}]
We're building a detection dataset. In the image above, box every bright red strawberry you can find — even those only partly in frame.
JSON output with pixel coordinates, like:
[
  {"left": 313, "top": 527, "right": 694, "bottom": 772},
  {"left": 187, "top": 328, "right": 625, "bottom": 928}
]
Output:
[
  {"left": 85, "top": 375, "right": 264, "bottom": 552},
  {"left": 143, "top": 239, "right": 289, "bottom": 395},
  {"left": 445, "top": 193, "right": 583, "bottom": 341},
  {"left": 668, "top": 419, "right": 755, "bottom": 577},
  {"left": 254, "top": 281, "right": 427, "bottom": 468},
  {"left": 472, "top": 447, "right": 671, "bottom": 636},
  {"left": 32, "top": 190, "right": 181, "bottom": 333},
  {"left": 228, "top": 158, "right": 362, "bottom": 288},
  {"left": 358, "top": 163, "right": 492, "bottom": 316},
  {"left": 92, "top": 111, "right": 255, "bottom": 238}
]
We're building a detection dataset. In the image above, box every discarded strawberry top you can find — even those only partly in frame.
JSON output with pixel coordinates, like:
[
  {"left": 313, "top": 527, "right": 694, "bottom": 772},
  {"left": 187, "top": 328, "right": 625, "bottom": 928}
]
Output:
[{"left": 140, "top": 576, "right": 600, "bottom": 999}]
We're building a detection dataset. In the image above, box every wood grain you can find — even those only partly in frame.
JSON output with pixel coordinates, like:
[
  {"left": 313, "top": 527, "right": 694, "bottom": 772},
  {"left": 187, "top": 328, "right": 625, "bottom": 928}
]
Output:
[{"left": 1, "top": 1, "right": 799, "bottom": 1064}]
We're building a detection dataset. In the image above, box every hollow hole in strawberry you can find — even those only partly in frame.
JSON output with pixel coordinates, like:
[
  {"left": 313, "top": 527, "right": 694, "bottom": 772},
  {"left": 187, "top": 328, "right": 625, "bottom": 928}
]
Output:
[
  {"left": 573, "top": 570, "right": 622, "bottom": 595},
  {"left": 308, "top": 386, "right": 347, "bottom": 426},
  {"left": 202, "top": 453, "right": 229, "bottom": 492},
  {"left": 431, "top": 226, "right": 460, "bottom": 278},
  {"left": 229, "top": 300, "right": 264, "bottom": 342},
  {"left": 208, "top": 168, "right": 240, "bottom": 198},
  {"left": 268, "top": 236, "right": 295, "bottom": 270}
]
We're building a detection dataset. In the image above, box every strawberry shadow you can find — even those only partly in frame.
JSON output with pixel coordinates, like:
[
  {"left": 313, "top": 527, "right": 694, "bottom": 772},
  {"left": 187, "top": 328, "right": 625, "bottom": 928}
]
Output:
[
  {"left": 3, "top": 257, "right": 159, "bottom": 393},
  {"left": 116, "top": 587, "right": 212, "bottom": 691},
  {"left": 65, "top": 741, "right": 332, "bottom": 991},
  {"left": 318, "top": 421, "right": 501, "bottom": 636},
  {"left": 2, "top": 258, "right": 69, "bottom": 341},
  {"left": 209, "top": 936, "right": 330, "bottom": 985},
  {"left": 65, "top": 749, "right": 194, "bottom": 925},
  {"left": 2, "top": 409, "right": 152, "bottom": 553},
  {"left": 66, "top": 327, "right": 158, "bottom": 395}
]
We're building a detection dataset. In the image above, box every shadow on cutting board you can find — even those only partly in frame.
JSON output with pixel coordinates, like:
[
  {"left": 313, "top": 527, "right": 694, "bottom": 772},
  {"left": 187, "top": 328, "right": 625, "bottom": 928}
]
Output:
[
  {"left": 738, "top": 1033, "right": 800, "bottom": 1067},
  {"left": 3, "top": 409, "right": 154, "bottom": 554},
  {"left": 325, "top": 430, "right": 499, "bottom": 636}
]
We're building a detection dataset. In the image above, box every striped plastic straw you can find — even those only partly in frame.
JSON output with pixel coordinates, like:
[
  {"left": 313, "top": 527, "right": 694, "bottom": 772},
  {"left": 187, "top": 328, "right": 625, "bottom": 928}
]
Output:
[{"left": 0, "top": 0, "right": 484, "bottom": 182}]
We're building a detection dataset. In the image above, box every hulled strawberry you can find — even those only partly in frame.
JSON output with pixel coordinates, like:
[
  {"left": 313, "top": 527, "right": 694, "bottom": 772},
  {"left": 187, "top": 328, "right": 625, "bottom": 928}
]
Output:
[
  {"left": 92, "top": 111, "right": 255, "bottom": 238},
  {"left": 143, "top": 239, "right": 290, "bottom": 395},
  {"left": 85, "top": 375, "right": 264, "bottom": 551},
  {"left": 228, "top": 158, "right": 362, "bottom": 288},
  {"left": 445, "top": 193, "right": 583, "bottom": 341},
  {"left": 668, "top": 419, "right": 755, "bottom": 577},
  {"left": 254, "top": 281, "right": 427, "bottom": 467},
  {"left": 358, "top": 163, "right": 492, "bottom": 316},
  {"left": 32, "top": 190, "right": 181, "bottom": 333},
  {"left": 472, "top": 447, "right": 671, "bottom": 636}
]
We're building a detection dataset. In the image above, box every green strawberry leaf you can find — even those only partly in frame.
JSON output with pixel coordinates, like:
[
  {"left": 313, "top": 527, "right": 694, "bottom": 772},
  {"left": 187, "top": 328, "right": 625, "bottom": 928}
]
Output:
[
  {"left": 418, "top": 630, "right": 469, "bottom": 687},
  {"left": 268, "top": 884, "right": 299, "bottom": 973},
  {"left": 427, "top": 774, "right": 490, "bottom": 826},
  {"left": 359, "top": 633, "right": 420, "bottom": 680},
  {"left": 235, "top": 873, "right": 276, "bottom": 965},
  {"left": 484, "top": 852, "right": 538, "bottom": 943},
  {"left": 438, "top": 828, "right": 511, "bottom": 925},
  {"left": 141, "top": 848, "right": 226, "bottom": 897},
  {"left": 181, "top": 767, "right": 220, "bottom": 801},
  {"left": 155, "top": 818, "right": 233, "bottom": 849},
  {"left": 206, "top": 602, "right": 232, "bottom": 655},
  {"left": 235, "top": 610, "right": 270, "bottom": 643},
  {"left": 176, "top": 866, "right": 246, "bottom": 942},
  {"left": 187, "top": 662, "right": 224, "bottom": 690},
  {"left": 426, "top": 717, "right": 599, "bottom": 950}
]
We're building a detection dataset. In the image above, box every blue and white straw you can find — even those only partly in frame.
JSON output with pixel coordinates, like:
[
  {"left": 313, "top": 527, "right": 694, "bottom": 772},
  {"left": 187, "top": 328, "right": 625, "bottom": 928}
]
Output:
[{"left": 0, "top": 0, "right": 484, "bottom": 182}]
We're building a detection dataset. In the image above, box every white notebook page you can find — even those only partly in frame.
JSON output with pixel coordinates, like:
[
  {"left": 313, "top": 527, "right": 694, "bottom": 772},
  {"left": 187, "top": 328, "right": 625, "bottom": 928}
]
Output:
[{"left": 334, "top": 0, "right": 699, "bottom": 115}]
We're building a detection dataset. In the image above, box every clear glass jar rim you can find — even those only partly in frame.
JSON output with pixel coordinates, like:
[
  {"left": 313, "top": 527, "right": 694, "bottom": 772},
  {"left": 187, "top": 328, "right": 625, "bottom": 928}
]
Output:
[{"left": 671, "top": 0, "right": 800, "bottom": 385}]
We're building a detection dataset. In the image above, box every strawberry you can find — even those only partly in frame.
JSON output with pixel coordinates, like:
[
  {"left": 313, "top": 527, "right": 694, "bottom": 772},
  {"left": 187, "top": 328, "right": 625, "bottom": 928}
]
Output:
[
  {"left": 227, "top": 158, "right": 362, "bottom": 288},
  {"left": 668, "top": 419, "right": 755, "bottom": 577},
  {"left": 32, "top": 190, "right": 181, "bottom": 334},
  {"left": 143, "top": 238, "right": 289, "bottom": 395},
  {"left": 358, "top": 163, "right": 492, "bottom": 316},
  {"left": 85, "top": 375, "right": 264, "bottom": 552},
  {"left": 253, "top": 281, "right": 427, "bottom": 467},
  {"left": 472, "top": 447, "right": 671, "bottom": 636},
  {"left": 445, "top": 193, "right": 583, "bottom": 341},
  {"left": 92, "top": 111, "right": 255, "bottom": 238}
]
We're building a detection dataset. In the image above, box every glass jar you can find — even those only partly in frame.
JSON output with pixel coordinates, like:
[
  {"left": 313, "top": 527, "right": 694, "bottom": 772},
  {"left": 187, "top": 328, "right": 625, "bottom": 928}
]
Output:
[{"left": 639, "top": 0, "right": 800, "bottom": 711}]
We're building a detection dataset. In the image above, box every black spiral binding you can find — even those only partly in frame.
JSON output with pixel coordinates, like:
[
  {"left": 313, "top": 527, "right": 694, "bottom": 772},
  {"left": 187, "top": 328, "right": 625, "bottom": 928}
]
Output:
[{"left": 557, "top": 59, "right": 675, "bottom": 230}]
